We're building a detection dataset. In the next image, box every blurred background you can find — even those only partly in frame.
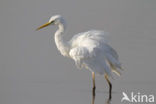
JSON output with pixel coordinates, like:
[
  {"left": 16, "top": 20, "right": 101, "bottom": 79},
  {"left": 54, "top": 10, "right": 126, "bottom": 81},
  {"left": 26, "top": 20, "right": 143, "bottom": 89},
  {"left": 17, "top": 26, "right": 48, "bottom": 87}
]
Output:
[{"left": 1, "top": 0, "right": 156, "bottom": 104}]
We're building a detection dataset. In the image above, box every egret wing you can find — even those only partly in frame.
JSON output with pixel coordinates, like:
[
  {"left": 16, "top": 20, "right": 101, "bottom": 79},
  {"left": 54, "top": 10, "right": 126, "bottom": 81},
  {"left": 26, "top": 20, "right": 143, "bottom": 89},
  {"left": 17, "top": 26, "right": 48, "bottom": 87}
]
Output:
[{"left": 69, "top": 30, "right": 122, "bottom": 77}]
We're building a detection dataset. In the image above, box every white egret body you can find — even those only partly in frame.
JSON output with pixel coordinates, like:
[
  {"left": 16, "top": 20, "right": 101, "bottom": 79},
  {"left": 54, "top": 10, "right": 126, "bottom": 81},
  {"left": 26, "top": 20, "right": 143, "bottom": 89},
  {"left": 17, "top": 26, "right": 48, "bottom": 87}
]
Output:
[{"left": 37, "top": 15, "right": 123, "bottom": 99}]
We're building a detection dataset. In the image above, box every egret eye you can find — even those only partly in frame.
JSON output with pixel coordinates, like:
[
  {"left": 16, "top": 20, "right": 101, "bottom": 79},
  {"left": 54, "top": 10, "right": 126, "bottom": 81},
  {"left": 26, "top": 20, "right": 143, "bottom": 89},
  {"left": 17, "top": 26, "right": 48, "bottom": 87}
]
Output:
[{"left": 50, "top": 20, "right": 55, "bottom": 24}]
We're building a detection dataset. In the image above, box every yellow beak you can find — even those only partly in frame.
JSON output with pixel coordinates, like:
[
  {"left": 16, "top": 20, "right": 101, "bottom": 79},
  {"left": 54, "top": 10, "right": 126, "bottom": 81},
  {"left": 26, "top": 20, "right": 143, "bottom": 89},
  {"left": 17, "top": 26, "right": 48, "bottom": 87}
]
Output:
[{"left": 36, "top": 22, "right": 51, "bottom": 31}]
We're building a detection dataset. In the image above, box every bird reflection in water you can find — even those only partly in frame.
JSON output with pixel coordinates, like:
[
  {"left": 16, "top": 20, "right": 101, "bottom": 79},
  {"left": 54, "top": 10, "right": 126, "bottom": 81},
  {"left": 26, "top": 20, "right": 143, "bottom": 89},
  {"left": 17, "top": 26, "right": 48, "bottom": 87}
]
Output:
[{"left": 92, "top": 89, "right": 112, "bottom": 104}]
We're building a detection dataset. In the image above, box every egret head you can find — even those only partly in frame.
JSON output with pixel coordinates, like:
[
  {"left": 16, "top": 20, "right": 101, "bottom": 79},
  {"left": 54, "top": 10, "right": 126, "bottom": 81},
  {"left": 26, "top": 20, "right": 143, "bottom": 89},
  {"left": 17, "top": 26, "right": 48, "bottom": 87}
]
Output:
[{"left": 36, "top": 15, "right": 65, "bottom": 30}]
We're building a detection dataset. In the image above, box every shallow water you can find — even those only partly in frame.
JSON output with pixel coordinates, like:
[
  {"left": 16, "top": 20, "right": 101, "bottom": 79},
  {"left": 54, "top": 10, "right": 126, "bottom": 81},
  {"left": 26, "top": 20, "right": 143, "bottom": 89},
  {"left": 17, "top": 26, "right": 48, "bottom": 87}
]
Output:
[{"left": 1, "top": 70, "right": 155, "bottom": 104}]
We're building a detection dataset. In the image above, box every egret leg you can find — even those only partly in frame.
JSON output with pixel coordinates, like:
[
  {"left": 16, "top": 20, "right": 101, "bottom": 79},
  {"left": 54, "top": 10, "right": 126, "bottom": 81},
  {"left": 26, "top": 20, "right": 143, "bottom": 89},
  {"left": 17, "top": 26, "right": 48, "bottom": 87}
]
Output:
[
  {"left": 92, "top": 89, "right": 95, "bottom": 104},
  {"left": 92, "top": 72, "right": 96, "bottom": 96},
  {"left": 104, "top": 74, "right": 112, "bottom": 100}
]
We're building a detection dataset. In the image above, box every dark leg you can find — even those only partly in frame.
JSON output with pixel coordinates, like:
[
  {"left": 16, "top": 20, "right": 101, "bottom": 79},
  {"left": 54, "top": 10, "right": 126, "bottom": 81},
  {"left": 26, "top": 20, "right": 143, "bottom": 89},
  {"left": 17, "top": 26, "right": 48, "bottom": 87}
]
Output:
[
  {"left": 92, "top": 72, "right": 96, "bottom": 96},
  {"left": 92, "top": 89, "right": 95, "bottom": 104},
  {"left": 105, "top": 74, "right": 112, "bottom": 100}
]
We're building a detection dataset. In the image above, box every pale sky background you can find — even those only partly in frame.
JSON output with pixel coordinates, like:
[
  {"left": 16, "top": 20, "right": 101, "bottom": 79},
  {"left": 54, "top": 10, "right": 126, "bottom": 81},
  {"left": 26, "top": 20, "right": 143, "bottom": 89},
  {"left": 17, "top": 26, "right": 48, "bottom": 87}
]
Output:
[{"left": 1, "top": 0, "right": 156, "bottom": 104}]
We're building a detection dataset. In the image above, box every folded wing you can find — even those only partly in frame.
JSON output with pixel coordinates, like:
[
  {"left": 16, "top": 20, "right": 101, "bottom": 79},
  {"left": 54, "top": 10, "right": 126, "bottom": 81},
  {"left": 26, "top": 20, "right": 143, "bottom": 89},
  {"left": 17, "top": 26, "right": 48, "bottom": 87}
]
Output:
[{"left": 69, "top": 30, "right": 123, "bottom": 77}]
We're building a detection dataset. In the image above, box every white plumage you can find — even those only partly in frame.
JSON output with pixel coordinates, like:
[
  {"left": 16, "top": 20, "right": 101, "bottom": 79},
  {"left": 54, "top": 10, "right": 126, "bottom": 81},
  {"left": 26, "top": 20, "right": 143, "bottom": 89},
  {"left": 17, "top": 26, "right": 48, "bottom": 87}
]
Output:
[
  {"left": 37, "top": 15, "right": 123, "bottom": 77},
  {"left": 69, "top": 30, "right": 122, "bottom": 77}
]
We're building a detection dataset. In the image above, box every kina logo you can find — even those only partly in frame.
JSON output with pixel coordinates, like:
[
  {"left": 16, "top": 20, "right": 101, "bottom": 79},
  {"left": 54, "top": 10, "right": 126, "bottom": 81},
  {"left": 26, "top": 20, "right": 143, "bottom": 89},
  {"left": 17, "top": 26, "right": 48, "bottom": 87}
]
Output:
[{"left": 121, "top": 92, "right": 155, "bottom": 103}]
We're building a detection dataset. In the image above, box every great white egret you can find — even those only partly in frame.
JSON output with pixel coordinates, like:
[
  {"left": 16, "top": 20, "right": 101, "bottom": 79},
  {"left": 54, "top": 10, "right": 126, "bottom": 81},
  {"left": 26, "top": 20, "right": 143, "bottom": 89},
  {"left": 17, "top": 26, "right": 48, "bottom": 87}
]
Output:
[{"left": 37, "top": 15, "right": 123, "bottom": 99}]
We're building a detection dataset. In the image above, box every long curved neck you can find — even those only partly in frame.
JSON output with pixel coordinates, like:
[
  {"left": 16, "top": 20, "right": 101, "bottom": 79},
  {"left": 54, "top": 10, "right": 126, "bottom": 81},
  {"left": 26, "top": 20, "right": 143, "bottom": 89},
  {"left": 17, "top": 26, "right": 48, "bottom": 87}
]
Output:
[{"left": 54, "top": 23, "right": 70, "bottom": 57}]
